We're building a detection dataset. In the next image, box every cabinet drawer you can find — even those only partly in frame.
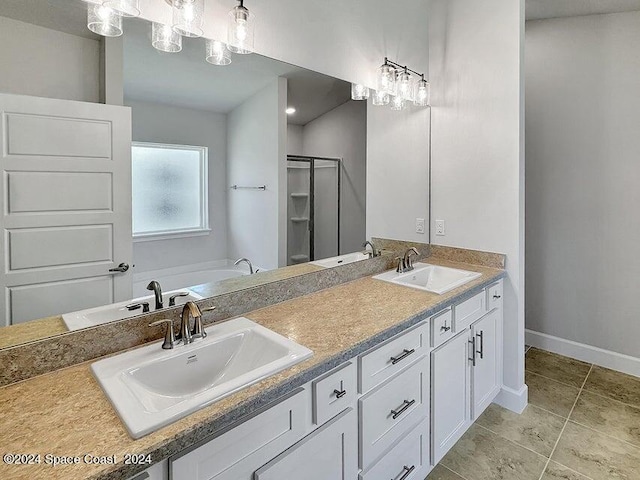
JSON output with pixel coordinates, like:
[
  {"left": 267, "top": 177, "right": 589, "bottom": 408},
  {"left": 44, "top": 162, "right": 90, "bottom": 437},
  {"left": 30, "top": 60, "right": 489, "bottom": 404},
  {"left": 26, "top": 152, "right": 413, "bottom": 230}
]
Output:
[
  {"left": 170, "top": 389, "right": 306, "bottom": 480},
  {"left": 312, "top": 361, "right": 356, "bottom": 426},
  {"left": 486, "top": 281, "right": 503, "bottom": 311},
  {"left": 358, "top": 322, "right": 429, "bottom": 394},
  {"left": 359, "top": 356, "right": 429, "bottom": 469},
  {"left": 360, "top": 418, "right": 429, "bottom": 480},
  {"left": 453, "top": 291, "right": 485, "bottom": 332},
  {"left": 431, "top": 308, "right": 453, "bottom": 348}
]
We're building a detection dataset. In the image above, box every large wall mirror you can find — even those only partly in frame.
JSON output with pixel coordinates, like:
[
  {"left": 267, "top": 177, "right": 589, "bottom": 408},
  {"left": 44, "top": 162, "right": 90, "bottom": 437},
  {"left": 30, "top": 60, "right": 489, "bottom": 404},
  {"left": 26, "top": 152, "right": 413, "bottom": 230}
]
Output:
[{"left": 0, "top": 0, "right": 376, "bottom": 349}]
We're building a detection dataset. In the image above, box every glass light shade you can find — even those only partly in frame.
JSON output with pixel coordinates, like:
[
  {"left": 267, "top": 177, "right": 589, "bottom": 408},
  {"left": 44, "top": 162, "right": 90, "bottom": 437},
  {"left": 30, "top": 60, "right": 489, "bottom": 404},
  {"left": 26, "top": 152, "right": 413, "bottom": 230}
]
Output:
[
  {"left": 414, "top": 79, "right": 431, "bottom": 107},
  {"left": 206, "top": 40, "right": 232, "bottom": 65},
  {"left": 152, "top": 22, "right": 182, "bottom": 53},
  {"left": 390, "top": 95, "right": 406, "bottom": 111},
  {"left": 172, "top": 0, "right": 204, "bottom": 38},
  {"left": 351, "top": 83, "right": 370, "bottom": 101},
  {"left": 227, "top": 4, "right": 255, "bottom": 54},
  {"left": 397, "top": 70, "right": 414, "bottom": 101},
  {"left": 372, "top": 90, "right": 390, "bottom": 106},
  {"left": 103, "top": 0, "right": 140, "bottom": 17},
  {"left": 87, "top": 5, "right": 123, "bottom": 37},
  {"left": 376, "top": 64, "right": 396, "bottom": 95}
]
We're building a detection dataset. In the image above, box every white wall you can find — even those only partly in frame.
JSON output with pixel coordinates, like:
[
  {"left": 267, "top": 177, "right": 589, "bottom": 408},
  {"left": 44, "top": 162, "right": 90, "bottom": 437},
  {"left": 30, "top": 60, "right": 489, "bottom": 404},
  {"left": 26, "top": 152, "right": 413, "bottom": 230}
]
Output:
[
  {"left": 0, "top": 16, "right": 100, "bottom": 103},
  {"left": 126, "top": 99, "right": 228, "bottom": 273},
  {"left": 227, "top": 79, "right": 287, "bottom": 270},
  {"left": 366, "top": 103, "right": 431, "bottom": 243},
  {"left": 301, "top": 100, "right": 367, "bottom": 254},
  {"left": 428, "top": 0, "right": 526, "bottom": 407},
  {"left": 526, "top": 12, "right": 640, "bottom": 358},
  {"left": 287, "top": 124, "right": 304, "bottom": 156}
]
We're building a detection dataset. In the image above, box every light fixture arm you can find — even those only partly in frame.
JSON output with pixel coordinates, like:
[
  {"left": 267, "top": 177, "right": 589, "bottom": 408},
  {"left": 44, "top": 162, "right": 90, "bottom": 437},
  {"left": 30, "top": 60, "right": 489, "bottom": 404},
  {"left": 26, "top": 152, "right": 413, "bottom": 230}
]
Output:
[{"left": 383, "top": 57, "right": 426, "bottom": 80}]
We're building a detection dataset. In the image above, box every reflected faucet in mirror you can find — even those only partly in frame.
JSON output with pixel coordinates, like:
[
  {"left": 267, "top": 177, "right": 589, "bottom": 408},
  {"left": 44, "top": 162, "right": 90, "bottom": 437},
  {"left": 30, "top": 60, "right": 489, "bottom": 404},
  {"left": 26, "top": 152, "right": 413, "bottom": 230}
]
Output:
[
  {"left": 147, "top": 281, "right": 163, "bottom": 310},
  {"left": 234, "top": 258, "right": 257, "bottom": 274},
  {"left": 363, "top": 241, "right": 381, "bottom": 258}
]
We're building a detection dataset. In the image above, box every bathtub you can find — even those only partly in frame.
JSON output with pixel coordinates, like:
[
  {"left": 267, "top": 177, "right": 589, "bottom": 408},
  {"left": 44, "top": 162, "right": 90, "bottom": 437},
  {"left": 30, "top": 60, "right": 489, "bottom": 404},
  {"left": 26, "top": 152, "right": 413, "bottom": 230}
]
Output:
[{"left": 133, "top": 262, "right": 250, "bottom": 297}]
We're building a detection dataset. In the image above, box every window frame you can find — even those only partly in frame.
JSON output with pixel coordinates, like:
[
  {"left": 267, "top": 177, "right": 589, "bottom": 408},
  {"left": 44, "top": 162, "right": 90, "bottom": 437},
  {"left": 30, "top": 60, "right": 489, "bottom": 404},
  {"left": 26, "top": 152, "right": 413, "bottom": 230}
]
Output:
[{"left": 131, "top": 141, "right": 210, "bottom": 242}]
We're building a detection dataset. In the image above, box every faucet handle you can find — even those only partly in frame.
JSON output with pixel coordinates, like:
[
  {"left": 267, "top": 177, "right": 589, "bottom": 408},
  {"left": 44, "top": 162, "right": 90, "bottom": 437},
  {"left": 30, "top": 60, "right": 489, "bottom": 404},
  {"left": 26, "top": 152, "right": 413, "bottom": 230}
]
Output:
[
  {"left": 191, "top": 306, "right": 215, "bottom": 340},
  {"left": 395, "top": 257, "right": 405, "bottom": 273},
  {"left": 168, "top": 292, "right": 189, "bottom": 307},
  {"left": 148, "top": 319, "right": 175, "bottom": 350},
  {"left": 126, "top": 302, "right": 150, "bottom": 313}
]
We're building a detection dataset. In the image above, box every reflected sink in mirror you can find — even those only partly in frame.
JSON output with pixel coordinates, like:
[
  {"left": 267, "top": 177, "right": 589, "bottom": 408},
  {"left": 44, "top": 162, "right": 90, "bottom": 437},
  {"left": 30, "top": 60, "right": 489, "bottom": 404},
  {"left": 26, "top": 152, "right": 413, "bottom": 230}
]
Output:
[
  {"left": 91, "top": 317, "right": 313, "bottom": 438},
  {"left": 61, "top": 289, "right": 203, "bottom": 331},
  {"left": 374, "top": 263, "right": 482, "bottom": 295},
  {"left": 310, "top": 251, "right": 370, "bottom": 268}
]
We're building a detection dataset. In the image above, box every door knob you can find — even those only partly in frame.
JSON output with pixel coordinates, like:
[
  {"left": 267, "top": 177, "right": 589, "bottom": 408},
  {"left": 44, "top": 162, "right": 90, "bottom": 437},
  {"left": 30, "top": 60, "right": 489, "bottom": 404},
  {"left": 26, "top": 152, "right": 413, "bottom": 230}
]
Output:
[{"left": 109, "top": 262, "right": 130, "bottom": 273}]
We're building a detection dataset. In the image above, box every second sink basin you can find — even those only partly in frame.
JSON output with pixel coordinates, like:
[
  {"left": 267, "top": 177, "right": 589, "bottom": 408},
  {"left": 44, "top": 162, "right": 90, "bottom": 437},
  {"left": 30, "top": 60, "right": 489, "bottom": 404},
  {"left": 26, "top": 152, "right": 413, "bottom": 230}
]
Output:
[
  {"left": 92, "top": 317, "right": 313, "bottom": 438},
  {"left": 374, "top": 263, "right": 482, "bottom": 294}
]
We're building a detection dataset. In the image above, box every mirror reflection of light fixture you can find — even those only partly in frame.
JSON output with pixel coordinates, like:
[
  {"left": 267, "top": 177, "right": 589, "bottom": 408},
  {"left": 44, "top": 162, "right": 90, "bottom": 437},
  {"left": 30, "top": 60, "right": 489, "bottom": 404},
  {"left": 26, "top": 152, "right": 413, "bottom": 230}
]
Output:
[
  {"left": 372, "top": 90, "right": 390, "bottom": 106},
  {"left": 351, "top": 84, "right": 370, "bottom": 101},
  {"left": 376, "top": 60, "right": 396, "bottom": 95},
  {"left": 390, "top": 95, "right": 406, "bottom": 111},
  {"left": 171, "top": 0, "right": 204, "bottom": 38},
  {"left": 286, "top": 107, "right": 296, "bottom": 115},
  {"left": 103, "top": 0, "right": 140, "bottom": 17},
  {"left": 205, "top": 40, "right": 232, "bottom": 66},
  {"left": 152, "top": 22, "right": 182, "bottom": 53},
  {"left": 228, "top": 0, "right": 255, "bottom": 54},
  {"left": 87, "top": 4, "right": 123, "bottom": 37},
  {"left": 414, "top": 77, "right": 431, "bottom": 107}
]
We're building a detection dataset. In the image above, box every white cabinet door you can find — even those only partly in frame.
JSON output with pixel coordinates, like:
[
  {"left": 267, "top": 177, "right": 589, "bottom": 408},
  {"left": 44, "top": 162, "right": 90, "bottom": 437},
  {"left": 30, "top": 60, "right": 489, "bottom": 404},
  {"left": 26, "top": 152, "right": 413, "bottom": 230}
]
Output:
[
  {"left": 431, "top": 330, "right": 471, "bottom": 465},
  {"left": 0, "top": 93, "right": 132, "bottom": 326},
  {"left": 471, "top": 309, "right": 501, "bottom": 420},
  {"left": 255, "top": 408, "right": 358, "bottom": 480}
]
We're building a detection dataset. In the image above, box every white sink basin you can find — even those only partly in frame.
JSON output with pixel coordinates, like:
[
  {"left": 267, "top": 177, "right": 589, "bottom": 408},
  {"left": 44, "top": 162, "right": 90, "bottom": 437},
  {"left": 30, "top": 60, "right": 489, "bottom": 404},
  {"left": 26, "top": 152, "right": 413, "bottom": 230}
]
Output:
[
  {"left": 374, "top": 263, "right": 482, "bottom": 295},
  {"left": 62, "top": 289, "right": 203, "bottom": 331},
  {"left": 91, "top": 317, "right": 313, "bottom": 438},
  {"left": 310, "top": 251, "right": 370, "bottom": 268}
]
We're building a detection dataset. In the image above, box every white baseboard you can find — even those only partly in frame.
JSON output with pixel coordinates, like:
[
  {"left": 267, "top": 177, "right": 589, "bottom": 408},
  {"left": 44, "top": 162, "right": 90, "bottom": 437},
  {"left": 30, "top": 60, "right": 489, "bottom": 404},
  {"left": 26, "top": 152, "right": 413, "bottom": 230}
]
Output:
[
  {"left": 494, "top": 384, "right": 528, "bottom": 414},
  {"left": 526, "top": 329, "right": 640, "bottom": 378}
]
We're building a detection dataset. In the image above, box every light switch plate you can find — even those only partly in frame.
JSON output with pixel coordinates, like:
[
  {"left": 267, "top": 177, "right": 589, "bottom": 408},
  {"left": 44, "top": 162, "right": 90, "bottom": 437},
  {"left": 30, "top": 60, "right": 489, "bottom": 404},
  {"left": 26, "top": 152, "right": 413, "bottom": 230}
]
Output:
[
  {"left": 435, "top": 220, "right": 445, "bottom": 236},
  {"left": 415, "top": 218, "right": 425, "bottom": 234}
]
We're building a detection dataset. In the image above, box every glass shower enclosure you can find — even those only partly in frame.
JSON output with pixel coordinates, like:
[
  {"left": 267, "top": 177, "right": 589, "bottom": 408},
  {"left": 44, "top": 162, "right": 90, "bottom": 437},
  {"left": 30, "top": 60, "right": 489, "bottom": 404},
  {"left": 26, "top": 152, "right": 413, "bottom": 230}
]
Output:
[{"left": 286, "top": 155, "right": 341, "bottom": 265}]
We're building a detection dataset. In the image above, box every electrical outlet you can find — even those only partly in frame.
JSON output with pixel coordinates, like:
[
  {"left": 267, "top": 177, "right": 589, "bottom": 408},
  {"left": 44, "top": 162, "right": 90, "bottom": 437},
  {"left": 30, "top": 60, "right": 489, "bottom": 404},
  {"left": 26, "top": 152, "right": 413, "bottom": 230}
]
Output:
[
  {"left": 435, "top": 220, "right": 445, "bottom": 236},
  {"left": 415, "top": 218, "right": 425, "bottom": 234}
]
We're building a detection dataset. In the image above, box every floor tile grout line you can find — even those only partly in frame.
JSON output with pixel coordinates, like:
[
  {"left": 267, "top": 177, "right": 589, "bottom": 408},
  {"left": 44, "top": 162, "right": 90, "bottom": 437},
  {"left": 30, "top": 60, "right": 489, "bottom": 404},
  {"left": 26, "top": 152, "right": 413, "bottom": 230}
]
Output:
[
  {"left": 440, "top": 463, "right": 472, "bottom": 480},
  {"left": 474, "top": 423, "right": 550, "bottom": 460},
  {"left": 567, "top": 418, "right": 640, "bottom": 451},
  {"left": 536, "top": 364, "right": 594, "bottom": 480},
  {"left": 524, "top": 402, "right": 570, "bottom": 421},
  {"left": 525, "top": 369, "right": 588, "bottom": 390},
  {"left": 548, "top": 461, "right": 596, "bottom": 480},
  {"left": 578, "top": 386, "right": 640, "bottom": 411}
]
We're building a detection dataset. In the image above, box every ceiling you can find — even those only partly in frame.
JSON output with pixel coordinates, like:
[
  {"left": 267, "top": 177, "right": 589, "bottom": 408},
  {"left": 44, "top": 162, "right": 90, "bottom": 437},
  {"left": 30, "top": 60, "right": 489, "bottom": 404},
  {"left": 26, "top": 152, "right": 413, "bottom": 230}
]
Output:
[
  {"left": 526, "top": 0, "right": 640, "bottom": 20},
  {"left": 123, "top": 19, "right": 351, "bottom": 124}
]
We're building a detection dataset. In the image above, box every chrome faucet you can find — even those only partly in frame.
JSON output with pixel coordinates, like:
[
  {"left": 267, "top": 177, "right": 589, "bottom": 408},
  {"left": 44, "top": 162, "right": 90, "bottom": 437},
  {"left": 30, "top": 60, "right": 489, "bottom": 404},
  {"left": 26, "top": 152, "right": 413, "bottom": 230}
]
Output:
[
  {"left": 146, "top": 281, "right": 163, "bottom": 310},
  {"left": 234, "top": 257, "right": 256, "bottom": 274},
  {"left": 396, "top": 247, "right": 420, "bottom": 273},
  {"left": 362, "top": 240, "right": 380, "bottom": 258},
  {"left": 177, "top": 301, "right": 203, "bottom": 345}
]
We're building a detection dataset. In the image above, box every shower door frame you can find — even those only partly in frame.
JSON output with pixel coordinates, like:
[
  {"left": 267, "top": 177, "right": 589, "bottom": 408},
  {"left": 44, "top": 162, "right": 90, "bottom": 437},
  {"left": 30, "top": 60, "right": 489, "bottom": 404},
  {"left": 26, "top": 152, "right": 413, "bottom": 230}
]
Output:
[{"left": 287, "top": 155, "right": 342, "bottom": 262}]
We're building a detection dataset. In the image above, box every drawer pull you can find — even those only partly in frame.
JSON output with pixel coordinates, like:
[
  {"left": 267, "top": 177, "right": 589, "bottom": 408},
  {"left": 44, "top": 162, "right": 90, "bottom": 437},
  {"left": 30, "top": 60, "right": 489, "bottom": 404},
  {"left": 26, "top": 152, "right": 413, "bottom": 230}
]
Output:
[
  {"left": 390, "top": 399, "right": 416, "bottom": 419},
  {"left": 390, "top": 348, "right": 415, "bottom": 365},
  {"left": 493, "top": 294, "right": 502, "bottom": 299},
  {"left": 477, "top": 331, "right": 484, "bottom": 359},
  {"left": 440, "top": 325, "right": 451, "bottom": 332},
  {"left": 395, "top": 465, "right": 416, "bottom": 480},
  {"left": 469, "top": 337, "right": 477, "bottom": 366},
  {"left": 333, "top": 388, "right": 347, "bottom": 399}
]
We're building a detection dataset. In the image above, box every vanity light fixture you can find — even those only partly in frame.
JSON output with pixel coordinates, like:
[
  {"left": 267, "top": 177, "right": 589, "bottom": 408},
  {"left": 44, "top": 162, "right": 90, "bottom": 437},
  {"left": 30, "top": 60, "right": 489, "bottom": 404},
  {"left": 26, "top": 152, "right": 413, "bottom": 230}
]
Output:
[
  {"left": 414, "top": 76, "right": 431, "bottom": 107},
  {"left": 396, "top": 68, "right": 414, "bottom": 101},
  {"left": 152, "top": 22, "right": 182, "bottom": 53},
  {"left": 103, "top": 0, "right": 140, "bottom": 17},
  {"left": 286, "top": 107, "right": 296, "bottom": 115},
  {"left": 372, "top": 57, "right": 430, "bottom": 109},
  {"left": 372, "top": 90, "right": 390, "bottom": 106},
  {"left": 377, "top": 60, "right": 397, "bottom": 95},
  {"left": 351, "top": 83, "right": 370, "bottom": 101},
  {"left": 205, "top": 40, "right": 232, "bottom": 65},
  {"left": 171, "top": 0, "right": 205, "bottom": 38},
  {"left": 227, "top": 0, "right": 255, "bottom": 54},
  {"left": 390, "top": 95, "right": 406, "bottom": 111},
  {"left": 87, "top": 4, "right": 123, "bottom": 37}
]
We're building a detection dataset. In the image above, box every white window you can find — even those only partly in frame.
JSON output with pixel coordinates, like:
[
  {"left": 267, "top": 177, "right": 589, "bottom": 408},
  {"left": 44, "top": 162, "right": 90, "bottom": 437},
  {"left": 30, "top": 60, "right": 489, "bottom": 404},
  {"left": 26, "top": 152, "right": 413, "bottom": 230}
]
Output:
[{"left": 132, "top": 142, "right": 209, "bottom": 239}]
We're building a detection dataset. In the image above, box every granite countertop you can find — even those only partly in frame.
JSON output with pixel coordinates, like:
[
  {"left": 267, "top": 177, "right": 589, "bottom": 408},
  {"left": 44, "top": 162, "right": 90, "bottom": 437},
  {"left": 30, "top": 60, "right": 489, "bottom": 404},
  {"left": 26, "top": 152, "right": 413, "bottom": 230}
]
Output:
[{"left": 0, "top": 258, "right": 505, "bottom": 480}]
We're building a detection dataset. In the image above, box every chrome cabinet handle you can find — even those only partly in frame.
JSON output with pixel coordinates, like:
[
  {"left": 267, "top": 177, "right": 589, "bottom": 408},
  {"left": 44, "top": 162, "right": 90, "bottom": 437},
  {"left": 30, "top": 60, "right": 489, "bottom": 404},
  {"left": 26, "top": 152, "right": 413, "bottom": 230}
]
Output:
[
  {"left": 390, "top": 399, "right": 416, "bottom": 419},
  {"left": 109, "top": 262, "right": 129, "bottom": 273},
  {"left": 149, "top": 319, "right": 175, "bottom": 350},
  {"left": 333, "top": 389, "right": 347, "bottom": 399},
  {"left": 395, "top": 465, "right": 416, "bottom": 480},
  {"left": 469, "top": 337, "right": 477, "bottom": 366},
  {"left": 168, "top": 292, "right": 189, "bottom": 307},
  {"left": 477, "top": 331, "right": 484, "bottom": 359},
  {"left": 390, "top": 348, "right": 415, "bottom": 365},
  {"left": 126, "top": 302, "right": 149, "bottom": 313}
]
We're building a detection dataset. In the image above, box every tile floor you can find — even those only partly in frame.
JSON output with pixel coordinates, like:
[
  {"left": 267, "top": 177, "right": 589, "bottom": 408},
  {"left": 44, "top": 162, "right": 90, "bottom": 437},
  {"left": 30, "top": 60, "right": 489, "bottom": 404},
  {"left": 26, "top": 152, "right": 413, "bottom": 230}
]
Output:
[{"left": 426, "top": 346, "right": 640, "bottom": 480}]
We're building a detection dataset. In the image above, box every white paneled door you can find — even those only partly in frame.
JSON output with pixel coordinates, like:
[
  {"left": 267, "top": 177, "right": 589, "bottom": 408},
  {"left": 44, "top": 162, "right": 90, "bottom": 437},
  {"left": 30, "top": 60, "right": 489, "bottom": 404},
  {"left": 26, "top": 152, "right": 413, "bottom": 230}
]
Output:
[{"left": 0, "top": 93, "right": 132, "bottom": 326}]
